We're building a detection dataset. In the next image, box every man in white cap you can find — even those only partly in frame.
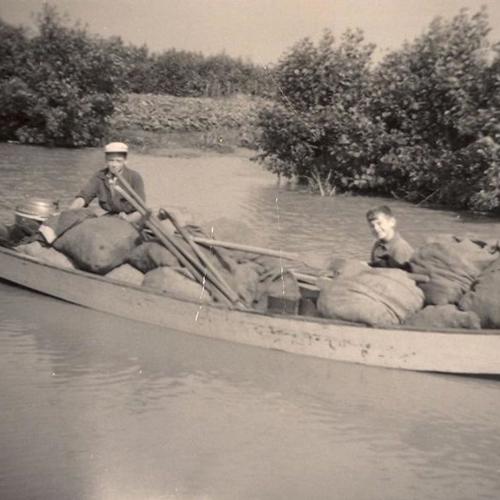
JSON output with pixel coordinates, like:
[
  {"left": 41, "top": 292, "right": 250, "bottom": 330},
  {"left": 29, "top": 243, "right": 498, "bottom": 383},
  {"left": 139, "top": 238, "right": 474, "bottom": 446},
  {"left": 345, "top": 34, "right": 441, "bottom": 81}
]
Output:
[{"left": 69, "top": 142, "right": 145, "bottom": 223}]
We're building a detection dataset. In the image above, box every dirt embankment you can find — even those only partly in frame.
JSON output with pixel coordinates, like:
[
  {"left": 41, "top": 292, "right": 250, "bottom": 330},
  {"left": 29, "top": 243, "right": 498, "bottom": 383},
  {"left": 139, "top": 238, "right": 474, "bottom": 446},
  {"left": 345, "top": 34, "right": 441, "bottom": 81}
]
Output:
[{"left": 106, "top": 93, "right": 270, "bottom": 154}]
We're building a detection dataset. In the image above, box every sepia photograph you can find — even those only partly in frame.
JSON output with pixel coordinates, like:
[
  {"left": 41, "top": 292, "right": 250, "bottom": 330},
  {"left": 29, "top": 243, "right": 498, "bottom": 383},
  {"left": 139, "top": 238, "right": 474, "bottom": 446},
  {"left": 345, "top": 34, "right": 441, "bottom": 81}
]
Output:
[{"left": 1, "top": 0, "right": 500, "bottom": 498}]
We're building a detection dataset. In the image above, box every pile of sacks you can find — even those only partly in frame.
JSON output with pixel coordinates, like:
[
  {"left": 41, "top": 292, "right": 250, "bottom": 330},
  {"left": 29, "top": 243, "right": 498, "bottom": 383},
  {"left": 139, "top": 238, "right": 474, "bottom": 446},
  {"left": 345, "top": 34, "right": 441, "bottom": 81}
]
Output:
[
  {"left": 15, "top": 209, "right": 500, "bottom": 330},
  {"left": 409, "top": 235, "right": 500, "bottom": 329},
  {"left": 14, "top": 212, "right": 299, "bottom": 308},
  {"left": 317, "top": 261, "right": 424, "bottom": 327},
  {"left": 317, "top": 234, "right": 500, "bottom": 329}
]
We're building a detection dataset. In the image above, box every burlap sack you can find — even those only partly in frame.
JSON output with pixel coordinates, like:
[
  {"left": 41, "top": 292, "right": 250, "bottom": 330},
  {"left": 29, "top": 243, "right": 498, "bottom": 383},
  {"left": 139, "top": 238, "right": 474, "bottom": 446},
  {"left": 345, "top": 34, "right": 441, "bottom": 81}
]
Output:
[
  {"left": 405, "top": 304, "right": 481, "bottom": 330},
  {"left": 16, "top": 241, "right": 75, "bottom": 269},
  {"left": 105, "top": 263, "right": 144, "bottom": 286},
  {"left": 459, "top": 256, "right": 500, "bottom": 328},
  {"left": 142, "top": 266, "right": 210, "bottom": 303},
  {"left": 128, "top": 241, "right": 179, "bottom": 272},
  {"left": 318, "top": 268, "right": 424, "bottom": 327},
  {"left": 410, "top": 241, "right": 481, "bottom": 305},
  {"left": 54, "top": 216, "right": 140, "bottom": 274}
]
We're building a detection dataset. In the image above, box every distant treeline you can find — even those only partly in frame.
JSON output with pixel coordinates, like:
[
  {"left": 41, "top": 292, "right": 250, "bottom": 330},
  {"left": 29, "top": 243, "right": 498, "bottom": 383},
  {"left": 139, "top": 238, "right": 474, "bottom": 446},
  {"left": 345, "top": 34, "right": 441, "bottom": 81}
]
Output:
[
  {"left": 2, "top": 5, "right": 500, "bottom": 212},
  {"left": 256, "top": 8, "right": 500, "bottom": 212},
  {"left": 0, "top": 5, "right": 273, "bottom": 146}
]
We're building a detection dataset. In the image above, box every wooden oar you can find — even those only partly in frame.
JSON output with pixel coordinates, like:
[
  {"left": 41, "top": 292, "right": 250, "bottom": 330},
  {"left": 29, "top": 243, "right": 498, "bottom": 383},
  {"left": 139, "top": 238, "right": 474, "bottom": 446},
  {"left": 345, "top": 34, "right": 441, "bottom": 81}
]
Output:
[
  {"left": 113, "top": 176, "right": 242, "bottom": 307},
  {"left": 158, "top": 208, "right": 242, "bottom": 305},
  {"left": 191, "top": 237, "right": 300, "bottom": 261}
]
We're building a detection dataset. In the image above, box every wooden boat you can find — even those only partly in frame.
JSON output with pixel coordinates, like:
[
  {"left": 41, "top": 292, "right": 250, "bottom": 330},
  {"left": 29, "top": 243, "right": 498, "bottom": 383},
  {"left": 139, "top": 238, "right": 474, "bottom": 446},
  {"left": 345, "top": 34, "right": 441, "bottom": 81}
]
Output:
[{"left": 1, "top": 244, "right": 499, "bottom": 375}]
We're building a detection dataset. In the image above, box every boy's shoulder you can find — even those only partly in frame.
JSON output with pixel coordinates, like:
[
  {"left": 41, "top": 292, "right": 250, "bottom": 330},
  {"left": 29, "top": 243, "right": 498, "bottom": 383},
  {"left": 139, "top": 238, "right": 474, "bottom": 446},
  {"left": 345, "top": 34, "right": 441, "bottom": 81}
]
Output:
[{"left": 388, "top": 232, "right": 414, "bottom": 258}]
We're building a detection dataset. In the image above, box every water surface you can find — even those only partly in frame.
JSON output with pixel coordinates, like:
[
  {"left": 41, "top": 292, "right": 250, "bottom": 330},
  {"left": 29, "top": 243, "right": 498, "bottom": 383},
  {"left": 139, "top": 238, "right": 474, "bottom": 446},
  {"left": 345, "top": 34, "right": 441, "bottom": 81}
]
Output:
[{"left": 1, "top": 144, "right": 500, "bottom": 500}]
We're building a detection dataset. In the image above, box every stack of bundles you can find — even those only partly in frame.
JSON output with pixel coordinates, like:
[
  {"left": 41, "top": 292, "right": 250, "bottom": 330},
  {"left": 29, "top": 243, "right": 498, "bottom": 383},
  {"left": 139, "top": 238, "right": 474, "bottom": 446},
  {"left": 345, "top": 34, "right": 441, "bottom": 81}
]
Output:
[
  {"left": 142, "top": 267, "right": 210, "bottom": 303},
  {"left": 128, "top": 241, "right": 179, "bottom": 271},
  {"left": 16, "top": 241, "right": 75, "bottom": 269},
  {"left": 54, "top": 216, "right": 141, "bottom": 274},
  {"left": 409, "top": 235, "right": 498, "bottom": 306},
  {"left": 181, "top": 225, "right": 301, "bottom": 308},
  {"left": 105, "top": 264, "right": 145, "bottom": 286},
  {"left": 214, "top": 250, "right": 302, "bottom": 311},
  {"left": 127, "top": 232, "right": 262, "bottom": 306},
  {"left": 459, "top": 256, "right": 500, "bottom": 328},
  {"left": 405, "top": 305, "right": 481, "bottom": 330},
  {"left": 196, "top": 219, "right": 304, "bottom": 309},
  {"left": 317, "top": 266, "right": 424, "bottom": 327},
  {"left": 127, "top": 224, "right": 301, "bottom": 309}
]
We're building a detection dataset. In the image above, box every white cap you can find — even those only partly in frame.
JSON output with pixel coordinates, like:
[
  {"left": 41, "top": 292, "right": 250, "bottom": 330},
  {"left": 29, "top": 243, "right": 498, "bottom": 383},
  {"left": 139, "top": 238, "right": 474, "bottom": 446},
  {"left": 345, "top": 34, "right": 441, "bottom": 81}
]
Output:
[{"left": 104, "top": 142, "right": 128, "bottom": 154}]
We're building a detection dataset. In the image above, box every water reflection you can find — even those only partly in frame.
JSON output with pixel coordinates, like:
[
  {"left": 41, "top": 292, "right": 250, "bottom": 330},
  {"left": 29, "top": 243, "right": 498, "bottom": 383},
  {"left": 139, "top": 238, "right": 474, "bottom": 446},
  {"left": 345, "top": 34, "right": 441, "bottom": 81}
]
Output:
[
  {"left": 1, "top": 281, "right": 500, "bottom": 499},
  {"left": 2, "top": 144, "right": 500, "bottom": 499}
]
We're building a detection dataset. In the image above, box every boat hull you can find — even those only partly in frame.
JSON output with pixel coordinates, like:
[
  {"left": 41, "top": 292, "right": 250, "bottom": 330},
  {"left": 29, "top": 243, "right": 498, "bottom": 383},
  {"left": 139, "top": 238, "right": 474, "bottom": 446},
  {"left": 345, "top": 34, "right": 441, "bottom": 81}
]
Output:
[{"left": 1, "top": 246, "right": 499, "bottom": 375}]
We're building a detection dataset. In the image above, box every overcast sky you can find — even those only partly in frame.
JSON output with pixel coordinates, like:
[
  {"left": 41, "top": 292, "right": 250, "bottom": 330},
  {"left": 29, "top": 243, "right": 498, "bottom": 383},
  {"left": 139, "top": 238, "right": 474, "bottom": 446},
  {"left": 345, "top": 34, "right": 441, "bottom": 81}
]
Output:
[{"left": 1, "top": 0, "right": 499, "bottom": 64}]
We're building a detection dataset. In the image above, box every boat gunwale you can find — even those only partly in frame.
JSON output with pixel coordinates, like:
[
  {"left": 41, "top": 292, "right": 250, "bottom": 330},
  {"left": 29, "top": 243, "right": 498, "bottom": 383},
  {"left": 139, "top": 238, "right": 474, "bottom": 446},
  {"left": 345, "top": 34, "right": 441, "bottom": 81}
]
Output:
[{"left": 1, "top": 245, "right": 499, "bottom": 337}]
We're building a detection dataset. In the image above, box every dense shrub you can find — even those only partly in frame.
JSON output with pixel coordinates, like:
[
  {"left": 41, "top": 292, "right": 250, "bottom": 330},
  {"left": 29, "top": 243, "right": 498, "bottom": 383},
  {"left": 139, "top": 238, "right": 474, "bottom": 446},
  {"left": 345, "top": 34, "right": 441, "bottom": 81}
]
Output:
[
  {"left": 0, "top": 5, "right": 273, "bottom": 146},
  {"left": 83, "top": 35, "right": 274, "bottom": 98},
  {"left": 369, "top": 8, "right": 500, "bottom": 208},
  {"left": 256, "top": 30, "right": 384, "bottom": 194},
  {"left": 0, "top": 6, "right": 124, "bottom": 146},
  {"left": 256, "top": 9, "right": 500, "bottom": 211}
]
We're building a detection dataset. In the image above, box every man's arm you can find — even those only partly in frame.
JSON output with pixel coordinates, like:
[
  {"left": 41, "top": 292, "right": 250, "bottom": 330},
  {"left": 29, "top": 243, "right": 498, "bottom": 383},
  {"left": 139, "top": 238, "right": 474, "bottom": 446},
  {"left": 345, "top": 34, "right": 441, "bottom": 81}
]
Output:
[{"left": 71, "top": 174, "right": 99, "bottom": 210}]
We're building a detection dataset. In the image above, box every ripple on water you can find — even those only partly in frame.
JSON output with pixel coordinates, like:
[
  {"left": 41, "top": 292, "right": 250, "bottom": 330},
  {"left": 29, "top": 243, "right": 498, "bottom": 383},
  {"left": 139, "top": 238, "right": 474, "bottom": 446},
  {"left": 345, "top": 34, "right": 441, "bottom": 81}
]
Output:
[{"left": 2, "top": 144, "right": 500, "bottom": 499}]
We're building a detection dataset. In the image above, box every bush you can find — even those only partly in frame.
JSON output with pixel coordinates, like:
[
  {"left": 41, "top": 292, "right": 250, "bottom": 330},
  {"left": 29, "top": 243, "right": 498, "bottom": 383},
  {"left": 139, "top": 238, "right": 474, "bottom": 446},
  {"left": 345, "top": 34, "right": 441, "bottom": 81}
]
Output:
[
  {"left": 256, "top": 9, "right": 500, "bottom": 211},
  {"left": 370, "top": 8, "right": 500, "bottom": 208},
  {"left": 255, "top": 29, "right": 382, "bottom": 194},
  {"left": 0, "top": 5, "right": 125, "bottom": 146}
]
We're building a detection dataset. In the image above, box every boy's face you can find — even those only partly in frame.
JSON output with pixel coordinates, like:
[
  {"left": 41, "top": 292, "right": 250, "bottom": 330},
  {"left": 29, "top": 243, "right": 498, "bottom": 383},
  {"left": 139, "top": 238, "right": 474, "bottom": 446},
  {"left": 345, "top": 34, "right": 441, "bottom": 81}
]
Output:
[
  {"left": 368, "top": 213, "right": 396, "bottom": 242},
  {"left": 106, "top": 153, "right": 127, "bottom": 175}
]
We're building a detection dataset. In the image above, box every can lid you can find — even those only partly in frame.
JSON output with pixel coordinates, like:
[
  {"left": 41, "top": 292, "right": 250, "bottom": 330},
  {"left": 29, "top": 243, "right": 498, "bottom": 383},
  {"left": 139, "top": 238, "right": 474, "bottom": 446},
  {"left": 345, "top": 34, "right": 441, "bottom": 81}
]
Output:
[{"left": 15, "top": 198, "right": 59, "bottom": 221}]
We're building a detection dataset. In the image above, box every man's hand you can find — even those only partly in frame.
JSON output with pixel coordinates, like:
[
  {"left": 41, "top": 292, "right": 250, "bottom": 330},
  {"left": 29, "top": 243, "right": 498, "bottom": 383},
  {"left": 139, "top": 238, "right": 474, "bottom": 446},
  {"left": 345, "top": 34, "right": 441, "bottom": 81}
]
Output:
[{"left": 69, "top": 197, "right": 86, "bottom": 210}]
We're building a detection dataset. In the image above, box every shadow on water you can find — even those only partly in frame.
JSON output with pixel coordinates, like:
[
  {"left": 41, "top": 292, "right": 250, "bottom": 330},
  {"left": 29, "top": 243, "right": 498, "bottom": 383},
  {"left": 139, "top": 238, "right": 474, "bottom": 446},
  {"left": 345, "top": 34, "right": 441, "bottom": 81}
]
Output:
[
  {"left": 2, "top": 144, "right": 500, "bottom": 499},
  {"left": 2, "top": 282, "right": 500, "bottom": 499}
]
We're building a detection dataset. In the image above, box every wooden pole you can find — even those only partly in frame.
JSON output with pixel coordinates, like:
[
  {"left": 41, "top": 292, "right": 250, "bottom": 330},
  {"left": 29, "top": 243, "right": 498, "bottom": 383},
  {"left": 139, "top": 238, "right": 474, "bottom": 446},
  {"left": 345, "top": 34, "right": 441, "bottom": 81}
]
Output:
[
  {"left": 158, "top": 208, "right": 242, "bottom": 305},
  {"left": 191, "top": 237, "right": 300, "bottom": 261},
  {"left": 113, "top": 185, "right": 232, "bottom": 306},
  {"left": 113, "top": 175, "right": 244, "bottom": 307}
]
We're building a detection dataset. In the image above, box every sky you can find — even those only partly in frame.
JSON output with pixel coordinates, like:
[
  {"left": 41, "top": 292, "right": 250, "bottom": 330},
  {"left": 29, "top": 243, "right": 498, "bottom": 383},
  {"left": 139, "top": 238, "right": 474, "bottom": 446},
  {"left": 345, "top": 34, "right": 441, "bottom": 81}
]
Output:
[{"left": 1, "top": 0, "right": 499, "bottom": 65}]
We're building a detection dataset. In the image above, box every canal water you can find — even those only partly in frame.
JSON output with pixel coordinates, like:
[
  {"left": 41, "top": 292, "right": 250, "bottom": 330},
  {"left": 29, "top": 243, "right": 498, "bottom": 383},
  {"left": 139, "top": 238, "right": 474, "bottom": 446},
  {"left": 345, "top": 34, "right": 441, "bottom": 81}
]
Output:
[{"left": 1, "top": 143, "right": 500, "bottom": 499}]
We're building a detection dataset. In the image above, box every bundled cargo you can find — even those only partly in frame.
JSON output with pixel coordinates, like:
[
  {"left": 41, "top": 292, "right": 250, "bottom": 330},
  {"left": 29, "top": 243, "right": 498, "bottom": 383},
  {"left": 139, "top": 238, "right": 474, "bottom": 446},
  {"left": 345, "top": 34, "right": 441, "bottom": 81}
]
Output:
[
  {"left": 54, "top": 216, "right": 141, "bottom": 274},
  {"left": 317, "top": 268, "right": 424, "bottom": 327},
  {"left": 15, "top": 241, "right": 75, "bottom": 269},
  {"left": 105, "top": 264, "right": 145, "bottom": 286},
  {"left": 142, "top": 266, "right": 210, "bottom": 303},
  {"left": 410, "top": 240, "right": 481, "bottom": 305},
  {"left": 128, "top": 241, "right": 179, "bottom": 272},
  {"left": 459, "top": 256, "right": 500, "bottom": 328},
  {"left": 405, "top": 305, "right": 481, "bottom": 330},
  {"left": 225, "top": 261, "right": 261, "bottom": 308}
]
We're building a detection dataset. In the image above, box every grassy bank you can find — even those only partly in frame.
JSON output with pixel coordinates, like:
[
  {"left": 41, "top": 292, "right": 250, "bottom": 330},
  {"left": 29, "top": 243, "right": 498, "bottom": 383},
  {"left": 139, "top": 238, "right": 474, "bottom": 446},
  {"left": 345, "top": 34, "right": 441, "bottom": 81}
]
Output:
[{"left": 106, "top": 93, "right": 270, "bottom": 154}]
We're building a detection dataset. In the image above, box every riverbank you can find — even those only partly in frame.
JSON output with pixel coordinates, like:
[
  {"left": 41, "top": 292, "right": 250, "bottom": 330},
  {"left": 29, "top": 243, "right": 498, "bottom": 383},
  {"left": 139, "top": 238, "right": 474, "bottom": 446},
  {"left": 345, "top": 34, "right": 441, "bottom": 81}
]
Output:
[{"left": 106, "top": 93, "right": 269, "bottom": 154}]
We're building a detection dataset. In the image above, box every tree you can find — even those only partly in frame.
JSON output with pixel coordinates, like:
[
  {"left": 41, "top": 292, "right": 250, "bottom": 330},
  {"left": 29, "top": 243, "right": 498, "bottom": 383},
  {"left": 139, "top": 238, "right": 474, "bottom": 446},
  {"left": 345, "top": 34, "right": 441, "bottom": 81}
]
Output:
[
  {"left": 370, "top": 8, "right": 500, "bottom": 207},
  {"left": 0, "top": 5, "right": 126, "bottom": 146},
  {"left": 256, "top": 29, "right": 382, "bottom": 194}
]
